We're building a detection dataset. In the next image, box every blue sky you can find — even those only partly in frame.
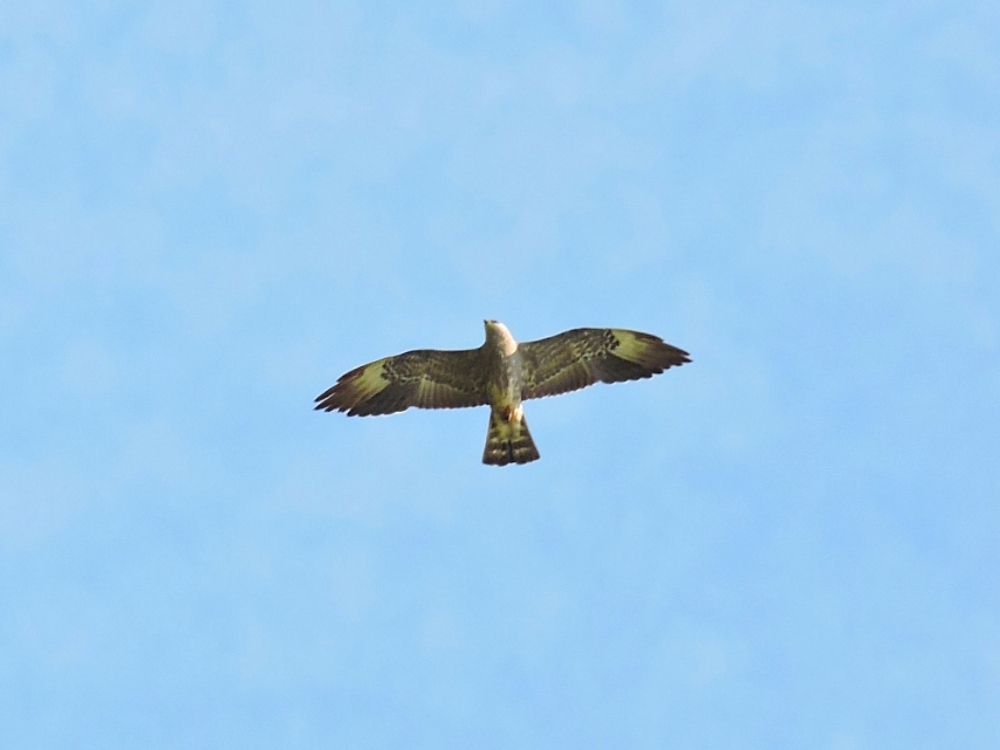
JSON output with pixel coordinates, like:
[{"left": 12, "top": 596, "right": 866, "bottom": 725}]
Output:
[{"left": 2, "top": 1, "right": 998, "bottom": 747}]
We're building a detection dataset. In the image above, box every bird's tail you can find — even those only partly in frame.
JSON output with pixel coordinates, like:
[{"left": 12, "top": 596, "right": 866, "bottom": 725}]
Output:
[{"left": 483, "top": 409, "right": 540, "bottom": 466}]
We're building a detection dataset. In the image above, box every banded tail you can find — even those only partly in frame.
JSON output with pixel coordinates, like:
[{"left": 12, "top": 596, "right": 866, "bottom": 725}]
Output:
[{"left": 483, "top": 409, "right": 540, "bottom": 466}]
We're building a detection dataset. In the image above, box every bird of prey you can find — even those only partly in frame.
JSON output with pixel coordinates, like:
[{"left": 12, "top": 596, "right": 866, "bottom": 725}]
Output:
[{"left": 315, "top": 321, "right": 690, "bottom": 466}]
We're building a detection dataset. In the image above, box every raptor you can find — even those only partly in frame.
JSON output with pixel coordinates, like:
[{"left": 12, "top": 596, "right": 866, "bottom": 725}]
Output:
[{"left": 315, "top": 321, "right": 690, "bottom": 465}]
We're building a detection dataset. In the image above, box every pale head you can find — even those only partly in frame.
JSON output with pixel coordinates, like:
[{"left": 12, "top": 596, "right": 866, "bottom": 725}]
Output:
[{"left": 483, "top": 319, "right": 518, "bottom": 355}]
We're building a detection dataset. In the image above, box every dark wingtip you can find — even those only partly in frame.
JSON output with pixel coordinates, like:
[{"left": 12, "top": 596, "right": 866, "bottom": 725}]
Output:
[
  {"left": 314, "top": 364, "right": 368, "bottom": 414},
  {"left": 657, "top": 341, "right": 691, "bottom": 368},
  {"left": 314, "top": 384, "right": 350, "bottom": 413}
]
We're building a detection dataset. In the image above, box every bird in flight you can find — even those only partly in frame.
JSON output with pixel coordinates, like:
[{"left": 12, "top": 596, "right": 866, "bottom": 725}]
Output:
[{"left": 315, "top": 321, "right": 690, "bottom": 466}]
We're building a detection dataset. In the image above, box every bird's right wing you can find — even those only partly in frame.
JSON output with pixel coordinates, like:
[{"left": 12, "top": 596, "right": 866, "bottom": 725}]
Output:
[
  {"left": 519, "top": 328, "right": 690, "bottom": 400},
  {"left": 314, "top": 348, "right": 489, "bottom": 416}
]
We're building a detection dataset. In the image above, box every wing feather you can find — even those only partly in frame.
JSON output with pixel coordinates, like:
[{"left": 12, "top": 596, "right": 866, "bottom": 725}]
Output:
[
  {"left": 314, "top": 348, "right": 488, "bottom": 416},
  {"left": 519, "top": 328, "right": 690, "bottom": 400}
]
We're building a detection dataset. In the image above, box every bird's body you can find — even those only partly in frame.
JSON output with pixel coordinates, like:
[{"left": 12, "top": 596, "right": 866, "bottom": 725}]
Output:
[
  {"left": 480, "top": 322, "right": 537, "bottom": 464},
  {"left": 315, "top": 320, "right": 690, "bottom": 465}
]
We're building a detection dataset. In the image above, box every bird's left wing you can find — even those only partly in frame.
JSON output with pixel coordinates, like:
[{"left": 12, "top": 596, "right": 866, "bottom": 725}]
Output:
[
  {"left": 314, "top": 348, "right": 488, "bottom": 416},
  {"left": 519, "top": 328, "right": 690, "bottom": 400}
]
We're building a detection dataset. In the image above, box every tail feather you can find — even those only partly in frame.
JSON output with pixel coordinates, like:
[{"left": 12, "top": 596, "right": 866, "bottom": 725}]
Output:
[{"left": 483, "top": 411, "right": 540, "bottom": 466}]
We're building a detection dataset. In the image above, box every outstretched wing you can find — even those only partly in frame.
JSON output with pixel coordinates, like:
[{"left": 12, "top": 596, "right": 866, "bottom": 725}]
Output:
[
  {"left": 315, "top": 348, "right": 488, "bottom": 416},
  {"left": 519, "top": 328, "right": 690, "bottom": 400}
]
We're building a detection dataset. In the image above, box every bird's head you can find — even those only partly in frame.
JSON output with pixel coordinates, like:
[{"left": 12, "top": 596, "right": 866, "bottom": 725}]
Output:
[{"left": 484, "top": 319, "right": 517, "bottom": 355}]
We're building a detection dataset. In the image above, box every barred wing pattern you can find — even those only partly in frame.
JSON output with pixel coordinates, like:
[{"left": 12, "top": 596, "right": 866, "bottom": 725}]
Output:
[
  {"left": 519, "top": 328, "right": 690, "bottom": 400},
  {"left": 314, "top": 349, "right": 489, "bottom": 416}
]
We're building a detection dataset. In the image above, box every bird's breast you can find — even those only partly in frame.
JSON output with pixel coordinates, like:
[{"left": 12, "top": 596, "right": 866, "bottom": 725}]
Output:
[{"left": 486, "top": 351, "right": 524, "bottom": 409}]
